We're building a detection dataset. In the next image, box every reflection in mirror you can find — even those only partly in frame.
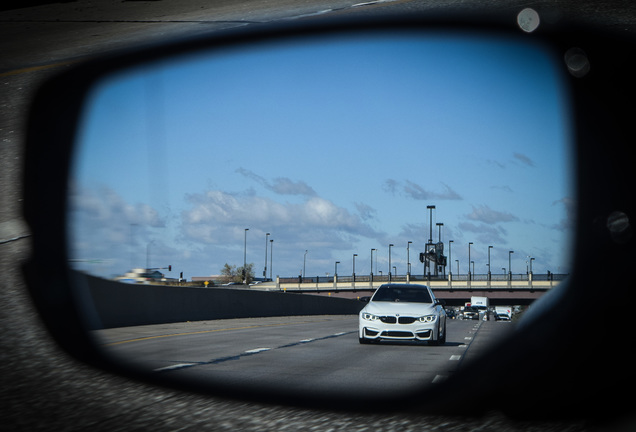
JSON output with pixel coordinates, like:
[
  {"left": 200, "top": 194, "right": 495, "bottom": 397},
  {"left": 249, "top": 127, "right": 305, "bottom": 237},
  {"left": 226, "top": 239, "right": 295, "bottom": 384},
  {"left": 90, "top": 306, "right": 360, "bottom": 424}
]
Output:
[{"left": 69, "top": 31, "right": 573, "bottom": 397}]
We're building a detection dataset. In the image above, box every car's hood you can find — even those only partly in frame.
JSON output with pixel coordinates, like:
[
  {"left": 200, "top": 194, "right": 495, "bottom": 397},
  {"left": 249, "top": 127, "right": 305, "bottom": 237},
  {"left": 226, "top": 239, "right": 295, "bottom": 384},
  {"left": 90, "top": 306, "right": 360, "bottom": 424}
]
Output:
[{"left": 363, "top": 301, "right": 436, "bottom": 316}]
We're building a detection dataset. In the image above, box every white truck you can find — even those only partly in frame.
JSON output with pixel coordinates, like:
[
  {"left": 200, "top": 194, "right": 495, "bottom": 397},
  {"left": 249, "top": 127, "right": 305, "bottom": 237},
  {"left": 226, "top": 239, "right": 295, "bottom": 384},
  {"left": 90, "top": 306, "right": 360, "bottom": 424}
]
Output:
[
  {"left": 470, "top": 296, "right": 490, "bottom": 320},
  {"left": 494, "top": 306, "right": 513, "bottom": 321}
]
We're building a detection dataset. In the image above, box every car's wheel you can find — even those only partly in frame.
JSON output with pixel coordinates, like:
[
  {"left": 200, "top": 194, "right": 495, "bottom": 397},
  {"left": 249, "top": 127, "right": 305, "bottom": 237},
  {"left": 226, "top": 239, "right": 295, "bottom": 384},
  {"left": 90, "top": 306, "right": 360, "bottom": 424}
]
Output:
[
  {"left": 359, "top": 336, "right": 376, "bottom": 344},
  {"left": 429, "top": 321, "right": 446, "bottom": 346},
  {"left": 438, "top": 321, "right": 447, "bottom": 344}
]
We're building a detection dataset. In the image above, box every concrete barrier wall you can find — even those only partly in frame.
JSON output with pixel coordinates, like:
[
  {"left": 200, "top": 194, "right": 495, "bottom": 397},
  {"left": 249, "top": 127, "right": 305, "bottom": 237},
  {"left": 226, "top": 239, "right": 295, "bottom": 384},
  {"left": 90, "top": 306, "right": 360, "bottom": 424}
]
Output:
[{"left": 82, "top": 274, "right": 364, "bottom": 329}]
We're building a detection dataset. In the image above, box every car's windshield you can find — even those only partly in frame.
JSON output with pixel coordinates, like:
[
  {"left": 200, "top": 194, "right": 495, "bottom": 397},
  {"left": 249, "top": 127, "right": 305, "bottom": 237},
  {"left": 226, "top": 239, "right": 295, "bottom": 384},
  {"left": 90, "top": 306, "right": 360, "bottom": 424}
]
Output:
[{"left": 371, "top": 285, "right": 433, "bottom": 303}]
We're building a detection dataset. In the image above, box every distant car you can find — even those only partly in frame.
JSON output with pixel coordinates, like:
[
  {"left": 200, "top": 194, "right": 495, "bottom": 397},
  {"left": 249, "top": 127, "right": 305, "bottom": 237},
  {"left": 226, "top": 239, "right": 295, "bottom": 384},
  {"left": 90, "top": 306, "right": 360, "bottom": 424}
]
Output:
[
  {"left": 359, "top": 284, "right": 446, "bottom": 345},
  {"left": 462, "top": 306, "right": 480, "bottom": 320}
]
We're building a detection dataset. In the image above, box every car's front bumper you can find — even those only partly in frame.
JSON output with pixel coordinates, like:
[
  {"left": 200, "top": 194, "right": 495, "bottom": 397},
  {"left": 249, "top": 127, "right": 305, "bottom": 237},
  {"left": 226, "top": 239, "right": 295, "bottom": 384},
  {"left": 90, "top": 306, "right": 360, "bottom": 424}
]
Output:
[{"left": 359, "top": 318, "right": 437, "bottom": 341}]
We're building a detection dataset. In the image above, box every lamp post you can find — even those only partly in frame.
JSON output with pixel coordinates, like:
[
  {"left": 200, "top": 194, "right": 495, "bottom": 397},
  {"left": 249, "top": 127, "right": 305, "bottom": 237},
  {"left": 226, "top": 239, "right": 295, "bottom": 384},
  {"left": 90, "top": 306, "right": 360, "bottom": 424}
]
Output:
[
  {"left": 388, "top": 243, "right": 394, "bottom": 282},
  {"left": 263, "top": 232, "right": 270, "bottom": 279},
  {"left": 488, "top": 245, "right": 493, "bottom": 281},
  {"left": 407, "top": 241, "right": 412, "bottom": 277},
  {"left": 370, "top": 248, "right": 376, "bottom": 283},
  {"left": 436, "top": 222, "right": 444, "bottom": 277},
  {"left": 303, "top": 250, "right": 308, "bottom": 281},
  {"left": 352, "top": 253, "right": 357, "bottom": 282},
  {"left": 426, "top": 205, "right": 436, "bottom": 277},
  {"left": 243, "top": 228, "right": 249, "bottom": 283},
  {"left": 427, "top": 205, "right": 435, "bottom": 243},
  {"left": 449, "top": 240, "right": 453, "bottom": 279},
  {"left": 530, "top": 257, "right": 535, "bottom": 274},
  {"left": 468, "top": 242, "right": 473, "bottom": 281},
  {"left": 508, "top": 250, "right": 515, "bottom": 280}
]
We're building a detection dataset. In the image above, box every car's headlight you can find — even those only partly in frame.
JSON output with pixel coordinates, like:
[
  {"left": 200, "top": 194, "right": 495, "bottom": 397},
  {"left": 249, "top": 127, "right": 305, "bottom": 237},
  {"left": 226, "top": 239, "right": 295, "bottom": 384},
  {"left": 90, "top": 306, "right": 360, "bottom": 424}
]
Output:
[
  {"left": 418, "top": 315, "right": 437, "bottom": 323},
  {"left": 361, "top": 312, "right": 378, "bottom": 321}
]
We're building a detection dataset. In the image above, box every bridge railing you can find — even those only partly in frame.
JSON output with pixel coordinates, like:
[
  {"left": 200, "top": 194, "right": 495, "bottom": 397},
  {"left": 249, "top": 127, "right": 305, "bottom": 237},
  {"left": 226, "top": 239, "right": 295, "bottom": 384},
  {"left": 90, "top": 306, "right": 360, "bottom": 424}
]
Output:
[{"left": 269, "top": 272, "right": 567, "bottom": 292}]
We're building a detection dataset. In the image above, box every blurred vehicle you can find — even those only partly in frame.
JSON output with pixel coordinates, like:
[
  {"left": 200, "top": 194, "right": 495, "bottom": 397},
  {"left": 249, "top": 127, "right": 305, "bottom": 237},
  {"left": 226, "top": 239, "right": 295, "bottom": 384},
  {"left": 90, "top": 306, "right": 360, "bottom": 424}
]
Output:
[
  {"left": 471, "top": 296, "right": 490, "bottom": 320},
  {"left": 462, "top": 306, "right": 480, "bottom": 320},
  {"left": 495, "top": 306, "right": 512, "bottom": 321}
]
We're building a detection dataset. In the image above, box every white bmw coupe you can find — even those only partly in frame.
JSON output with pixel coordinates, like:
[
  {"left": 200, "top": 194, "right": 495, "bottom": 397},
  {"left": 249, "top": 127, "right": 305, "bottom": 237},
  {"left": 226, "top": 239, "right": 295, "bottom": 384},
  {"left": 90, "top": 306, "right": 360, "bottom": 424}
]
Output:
[{"left": 359, "top": 284, "right": 447, "bottom": 345}]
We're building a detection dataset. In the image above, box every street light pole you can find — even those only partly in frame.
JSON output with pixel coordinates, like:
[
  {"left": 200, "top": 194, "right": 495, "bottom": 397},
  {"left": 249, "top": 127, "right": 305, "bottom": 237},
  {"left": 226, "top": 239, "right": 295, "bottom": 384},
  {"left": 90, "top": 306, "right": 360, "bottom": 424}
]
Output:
[
  {"left": 468, "top": 242, "right": 473, "bottom": 281},
  {"left": 509, "top": 250, "right": 515, "bottom": 280},
  {"left": 407, "top": 241, "right": 412, "bottom": 277},
  {"left": 388, "top": 243, "right": 394, "bottom": 282},
  {"left": 264, "top": 232, "right": 270, "bottom": 279},
  {"left": 449, "top": 240, "right": 453, "bottom": 279},
  {"left": 370, "top": 248, "right": 376, "bottom": 283},
  {"left": 488, "top": 245, "right": 493, "bottom": 281},
  {"left": 303, "top": 250, "right": 308, "bottom": 281},
  {"left": 269, "top": 239, "right": 273, "bottom": 280},
  {"left": 352, "top": 253, "right": 357, "bottom": 281},
  {"left": 530, "top": 257, "right": 535, "bottom": 274},
  {"left": 243, "top": 228, "right": 249, "bottom": 283}
]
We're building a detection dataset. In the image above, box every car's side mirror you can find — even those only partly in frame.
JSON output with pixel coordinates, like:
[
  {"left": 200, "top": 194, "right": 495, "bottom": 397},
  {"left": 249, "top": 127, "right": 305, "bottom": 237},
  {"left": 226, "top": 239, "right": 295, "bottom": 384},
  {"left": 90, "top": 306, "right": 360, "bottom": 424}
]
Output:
[{"left": 23, "top": 12, "right": 636, "bottom": 419}]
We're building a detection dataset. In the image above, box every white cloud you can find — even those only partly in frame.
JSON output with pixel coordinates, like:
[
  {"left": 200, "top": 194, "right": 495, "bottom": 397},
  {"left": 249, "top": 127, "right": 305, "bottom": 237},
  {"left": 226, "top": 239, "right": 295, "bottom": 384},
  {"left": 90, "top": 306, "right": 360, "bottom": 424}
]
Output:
[{"left": 181, "top": 190, "right": 382, "bottom": 246}]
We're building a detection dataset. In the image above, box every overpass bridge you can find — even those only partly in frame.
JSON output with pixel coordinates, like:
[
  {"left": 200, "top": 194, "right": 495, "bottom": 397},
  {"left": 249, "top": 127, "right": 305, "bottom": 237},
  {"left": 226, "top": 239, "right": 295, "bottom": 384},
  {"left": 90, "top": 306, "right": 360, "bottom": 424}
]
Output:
[{"left": 254, "top": 273, "right": 567, "bottom": 306}]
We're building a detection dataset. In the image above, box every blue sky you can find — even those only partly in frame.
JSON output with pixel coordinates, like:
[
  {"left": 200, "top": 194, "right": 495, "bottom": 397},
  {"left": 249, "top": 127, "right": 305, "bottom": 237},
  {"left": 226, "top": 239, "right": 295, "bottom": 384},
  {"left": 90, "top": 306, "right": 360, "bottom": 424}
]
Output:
[{"left": 69, "top": 30, "right": 574, "bottom": 280}]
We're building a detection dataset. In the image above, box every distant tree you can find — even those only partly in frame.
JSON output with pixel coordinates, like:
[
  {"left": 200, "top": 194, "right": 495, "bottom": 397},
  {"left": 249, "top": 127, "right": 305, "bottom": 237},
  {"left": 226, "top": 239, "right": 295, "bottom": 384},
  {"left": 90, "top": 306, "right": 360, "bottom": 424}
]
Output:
[
  {"left": 221, "top": 263, "right": 236, "bottom": 282},
  {"left": 220, "top": 262, "right": 255, "bottom": 284},
  {"left": 237, "top": 263, "right": 255, "bottom": 284}
]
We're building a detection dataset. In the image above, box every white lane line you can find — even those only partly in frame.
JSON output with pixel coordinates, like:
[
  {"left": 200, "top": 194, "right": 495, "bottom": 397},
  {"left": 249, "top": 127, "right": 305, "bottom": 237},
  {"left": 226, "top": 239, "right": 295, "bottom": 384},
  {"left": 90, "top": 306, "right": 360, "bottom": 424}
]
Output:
[
  {"left": 245, "top": 348, "right": 271, "bottom": 354},
  {"left": 449, "top": 355, "right": 462, "bottom": 361},
  {"left": 352, "top": 0, "right": 394, "bottom": 7},
  {"left": 464, "top": 336, "right": 473, "bottom": 340},
  {"left": 154, "top": 363, "right": 196, "bottom": 372},
  {"left": 282, "top": 9, "right": 333, "bottom": 20},
  {"left": 432, "top": 375, "right": 447, "bottom": 383}
]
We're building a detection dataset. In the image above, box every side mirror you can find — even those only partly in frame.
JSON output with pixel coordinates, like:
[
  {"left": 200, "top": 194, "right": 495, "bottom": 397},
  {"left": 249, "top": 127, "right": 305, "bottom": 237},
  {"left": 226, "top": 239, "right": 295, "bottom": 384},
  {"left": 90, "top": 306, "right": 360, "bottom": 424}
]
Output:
[{"left": 23, "top": 12, "right": 636, "bottom": 419}]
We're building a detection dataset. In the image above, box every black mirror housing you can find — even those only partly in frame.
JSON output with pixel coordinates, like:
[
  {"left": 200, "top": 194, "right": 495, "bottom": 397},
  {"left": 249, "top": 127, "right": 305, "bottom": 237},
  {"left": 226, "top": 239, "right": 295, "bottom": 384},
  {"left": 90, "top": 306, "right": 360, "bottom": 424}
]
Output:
[{"left": 22, "top": 12, "right": 636, "bottom": 420}]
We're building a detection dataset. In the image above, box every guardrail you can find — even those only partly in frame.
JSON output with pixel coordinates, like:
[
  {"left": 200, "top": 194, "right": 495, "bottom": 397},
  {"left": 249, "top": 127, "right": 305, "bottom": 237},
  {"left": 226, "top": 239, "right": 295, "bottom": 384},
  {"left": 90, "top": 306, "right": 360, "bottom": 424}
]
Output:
[{"left": 265, "top": 273, "right": 566, "bottom": 292}]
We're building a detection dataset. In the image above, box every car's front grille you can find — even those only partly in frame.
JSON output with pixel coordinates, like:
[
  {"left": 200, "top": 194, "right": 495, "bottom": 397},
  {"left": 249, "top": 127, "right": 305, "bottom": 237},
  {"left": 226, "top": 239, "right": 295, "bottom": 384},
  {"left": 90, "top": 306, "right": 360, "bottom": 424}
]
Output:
[{"left": 379, "top": 316, "right": 417, "bottom": 324}]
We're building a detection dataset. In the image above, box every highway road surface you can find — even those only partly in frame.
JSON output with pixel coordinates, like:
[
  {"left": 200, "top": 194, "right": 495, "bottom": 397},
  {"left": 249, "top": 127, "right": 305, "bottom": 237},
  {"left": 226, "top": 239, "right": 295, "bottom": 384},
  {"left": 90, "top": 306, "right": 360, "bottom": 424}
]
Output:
[{"left": 96, "top": 316, "right": 513, "bottom": 398}]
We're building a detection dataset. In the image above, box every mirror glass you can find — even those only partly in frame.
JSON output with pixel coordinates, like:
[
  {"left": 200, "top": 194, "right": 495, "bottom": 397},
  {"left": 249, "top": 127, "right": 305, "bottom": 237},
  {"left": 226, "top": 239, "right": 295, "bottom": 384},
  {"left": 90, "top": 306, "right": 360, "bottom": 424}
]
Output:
[{"left": 68, "top": 30, "right": 573, "bottom": 397}]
